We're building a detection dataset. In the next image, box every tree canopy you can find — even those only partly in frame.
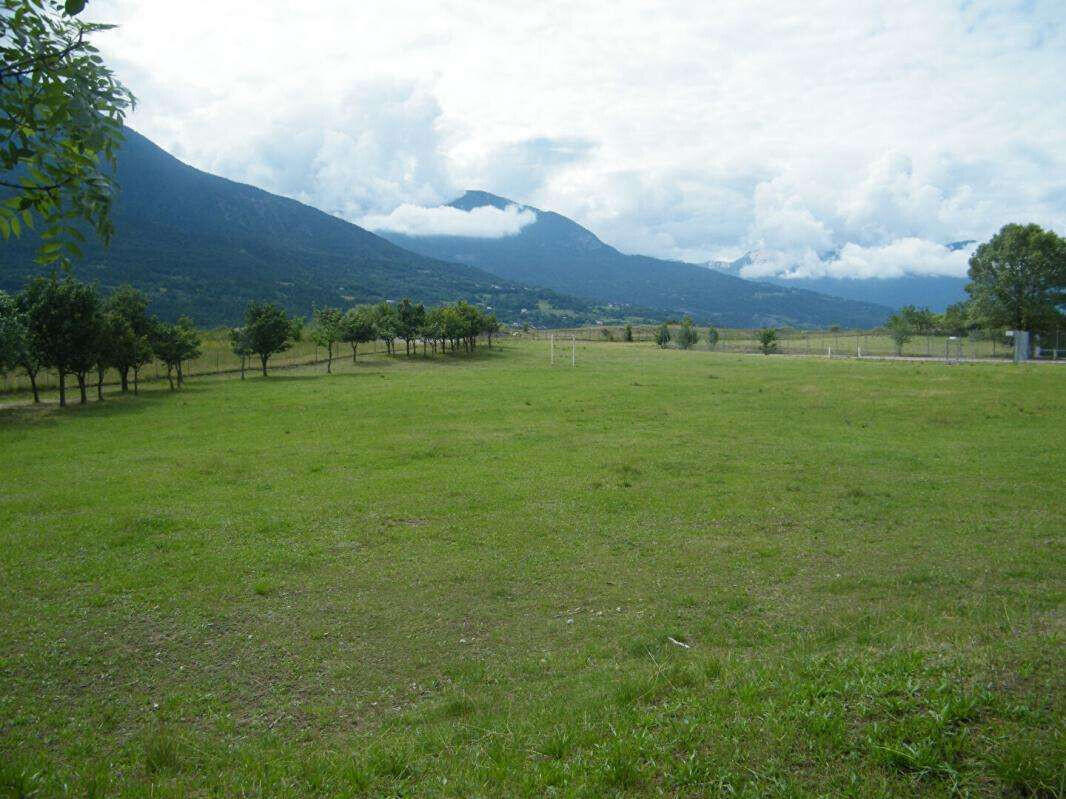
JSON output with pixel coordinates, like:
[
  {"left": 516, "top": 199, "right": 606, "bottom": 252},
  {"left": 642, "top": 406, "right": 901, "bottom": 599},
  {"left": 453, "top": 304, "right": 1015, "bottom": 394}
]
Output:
[
  {"left": 674, "top": 317, "right": 699, "bottom": 350},
  {"left": 244, "top": 301, "right": 296, "bottom": 376},
  {"left": 966, "top": 223, "right": 1066, "bottom": 334}
]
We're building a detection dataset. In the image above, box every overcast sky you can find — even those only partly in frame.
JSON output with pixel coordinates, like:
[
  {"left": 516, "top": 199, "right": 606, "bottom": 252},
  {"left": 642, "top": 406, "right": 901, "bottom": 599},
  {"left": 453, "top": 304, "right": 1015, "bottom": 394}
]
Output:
[{"left": 89, "top": 0, "right": 1065, "bottom": 279}]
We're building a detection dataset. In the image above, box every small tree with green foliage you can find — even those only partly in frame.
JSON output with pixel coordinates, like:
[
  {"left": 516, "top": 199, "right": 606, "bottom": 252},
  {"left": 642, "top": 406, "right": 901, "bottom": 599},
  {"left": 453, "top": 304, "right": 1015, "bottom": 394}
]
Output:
[
  {"left": 22, "top": 275, "right": 100, "bottom": 405},
  {"left": 0, "top": 290, "right": 25, "bottom": 382},
  {"left": 244, "top": 302, "right": 295, "bottom": 376},
  {"left": 623, "top": 324, "right": 633, "bottom": 342},
  {"left": 103, "top": 285, "right": 154, "bottom": 391},
  {"left": 311, "top": 307, "right": 344, "bottom": 373},
  {"left": 394, "top": 298, "right": 426, "bottom": 356},
  {"left": 373, "top": 302, "right": 399, "bottom": 355},
  {"left": 938, "top": 302, "right": 973, "bottom": 338},
  {"left": 152, "top": 316, "right": 200, "bottom": 389},
  {"left": 655, "top": 323, "right": 671, "bottom": 348},
  {"left": 706, "top": 326, "right": 719, "bottom": 350},
  {"left": 758, "top": 327, "right": 778, "bottom": 355},
  {"left": 885, "top": 313, "right": 914, "bottom": 355},
  {"left": 481, "top": 313, "right": 501, "bottom": 348},
  {"left": 229, "top": 326, "right": 253, "bottom": 379},
  {"left": 1, "top": 289, "right": 43, "bottom": 402},
  {"left": 341, "top": 306, "right": 377, "bottom": 362},
  {"left": 675, "top": 317, "right": 699, "bottom": 350}
]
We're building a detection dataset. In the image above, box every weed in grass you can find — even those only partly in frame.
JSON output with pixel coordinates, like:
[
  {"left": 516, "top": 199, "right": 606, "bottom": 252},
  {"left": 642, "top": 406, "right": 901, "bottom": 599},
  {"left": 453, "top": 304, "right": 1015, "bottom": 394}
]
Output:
[{"left": 143, "top": 727, "right": 182, "bottom": 776}]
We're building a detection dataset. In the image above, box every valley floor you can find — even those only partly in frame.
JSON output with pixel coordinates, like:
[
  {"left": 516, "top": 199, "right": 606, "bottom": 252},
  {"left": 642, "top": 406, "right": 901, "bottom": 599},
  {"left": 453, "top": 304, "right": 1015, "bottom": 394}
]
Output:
[{"left": 0, "top": 341, "right": 1063, "bottom": 797}]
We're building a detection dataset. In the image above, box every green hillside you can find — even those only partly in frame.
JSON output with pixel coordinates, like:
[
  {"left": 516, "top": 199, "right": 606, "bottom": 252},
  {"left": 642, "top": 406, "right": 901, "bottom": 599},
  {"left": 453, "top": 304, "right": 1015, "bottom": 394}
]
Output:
[{"left": 0, "top": 133, "right": 624, "bottom": 327}]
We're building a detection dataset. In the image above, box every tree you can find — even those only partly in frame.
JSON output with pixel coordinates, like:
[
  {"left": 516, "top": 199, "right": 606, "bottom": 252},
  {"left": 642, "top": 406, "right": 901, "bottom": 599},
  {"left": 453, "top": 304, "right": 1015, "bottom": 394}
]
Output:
[
  {"left": 244, "top": 301, "right": 295, "bottom": 376},
  {"left": 623, "top": 324, "right": 633, "bottom": 342},
  {"left": 93, "top": 310, "right": 125, "bottom": 400},
  {"left": 372, "top": 302, "right": 399, "bottom": 355},
  {"left": 0, "top": 290, "right": 22, "bottom": 376},
  {"left": 422, "top": 307, "right": 445, "bottom": 354},
  {"left": 341, "top": 306, "right": 377, "bottom": 362},
  {"left": 675, "top": 317, "right": 699, "bottom": 350},
  {"left": 452, "top": 301, "right": 483, "bottom": 352},
  {"left": 885, "top": 312, "right": 913, "bottom": 355},
  {"left": 655, "top": 322, "right": 671, "bottom": 348},
  {"left": 757, "top": 327, "right": 778, "bottom": 355},
  {"left": 0, "top": 0, "right": 135, "bottom": 268},
  {"left": 22, "top": 275, "right": 100, "bottom": 405},
  {"left": 898, "top": 305, "right": 937, "bottom": 336},
  {"left": 706, "top": 326, "right": 719, "bottom": 350},
  {"left": 1, "top": 288, "right": 43, "bottom": 402},
  {"left": 127, "top": 329, "right": 152, "bottom": 394},
  {"left": 103, "top": 285, "right": 153, "bottom": 391},
  {"left": 481, "top": 312, "right": 501, "bottom": 348},
  {"left": 229, "top": 326, "right": 253, "bottom": 379},
  {"left": 152, "top": 316, "right": 200, "bottom": 389},
  {"left": 394, "top": 298, "right": 426, "bottom": 356},
  {"left": 311, "top": 307, "right": 344, "bottom": 373},
  {"left": 966, "top": 223, "right": 1066, "bottom": 335},
  {"left": 938, "top": 302, "right": 973, "bottom": 338}
]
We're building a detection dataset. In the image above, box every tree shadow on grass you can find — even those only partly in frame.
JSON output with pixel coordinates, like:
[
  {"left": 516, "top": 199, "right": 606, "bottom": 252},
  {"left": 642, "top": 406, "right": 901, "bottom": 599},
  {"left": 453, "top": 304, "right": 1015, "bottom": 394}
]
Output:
[{"left": 0, "top": 383, "right": 203, "bottom": 426}]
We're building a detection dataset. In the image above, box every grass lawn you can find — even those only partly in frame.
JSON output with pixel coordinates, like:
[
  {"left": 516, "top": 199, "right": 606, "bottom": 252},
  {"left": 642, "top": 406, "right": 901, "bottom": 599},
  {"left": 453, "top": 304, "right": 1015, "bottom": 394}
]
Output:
[{"left": 1, "top": 341, "right": 1063, "bottom": 797}]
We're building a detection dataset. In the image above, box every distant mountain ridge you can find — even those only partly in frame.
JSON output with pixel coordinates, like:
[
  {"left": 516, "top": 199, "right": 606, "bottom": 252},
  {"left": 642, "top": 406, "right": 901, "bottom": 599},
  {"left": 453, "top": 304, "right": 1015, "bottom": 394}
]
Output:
[
  {"left": 705, "top": 242, "right": 976, "bottom": 311},
  {"left": 0, "top": 131, "right": 610, "bottom": 326},
  {"left": 380, "top": 191, "right": 892, "bottom": 328}
]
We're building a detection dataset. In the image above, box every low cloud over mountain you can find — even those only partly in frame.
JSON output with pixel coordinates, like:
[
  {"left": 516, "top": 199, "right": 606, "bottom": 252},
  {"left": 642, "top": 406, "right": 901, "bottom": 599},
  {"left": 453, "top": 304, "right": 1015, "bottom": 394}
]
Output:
[{"left": 362, "top": 202, "right": 536, "bottom": 238}]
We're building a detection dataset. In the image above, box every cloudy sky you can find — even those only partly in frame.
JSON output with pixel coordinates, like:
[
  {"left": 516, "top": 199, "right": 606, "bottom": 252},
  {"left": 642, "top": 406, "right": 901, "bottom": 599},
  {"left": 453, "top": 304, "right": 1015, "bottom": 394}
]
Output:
[{"left": 88, "top": 0, "right": 1065, "bottom": 279}]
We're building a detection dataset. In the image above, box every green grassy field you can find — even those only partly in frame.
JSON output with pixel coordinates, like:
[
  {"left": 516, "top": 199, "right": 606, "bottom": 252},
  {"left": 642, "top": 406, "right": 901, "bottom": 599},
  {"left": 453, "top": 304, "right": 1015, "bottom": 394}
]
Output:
[{"left": 1, "top": 341, "right": 1063, "bottom": 797}]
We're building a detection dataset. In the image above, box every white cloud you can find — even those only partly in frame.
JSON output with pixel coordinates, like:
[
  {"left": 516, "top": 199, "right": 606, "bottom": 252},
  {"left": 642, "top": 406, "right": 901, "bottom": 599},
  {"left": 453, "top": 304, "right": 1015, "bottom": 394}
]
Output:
[
  {"left": 85, "top": 0, "right": 1066, "bottom": 278},
  {"left": 362, "top": 203, "right": 536, "bottom": 238},
  {"left": 828, "top": 239, "right": 973, "bottom": 279},
  {"left": 737, "top": 238, "right": 975, "bottom": 280}
]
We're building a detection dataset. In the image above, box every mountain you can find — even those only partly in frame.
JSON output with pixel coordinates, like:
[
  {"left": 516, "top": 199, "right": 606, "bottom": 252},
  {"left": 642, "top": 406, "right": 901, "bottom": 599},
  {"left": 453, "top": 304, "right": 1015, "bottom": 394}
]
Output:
[
  {"left": 0, "top": 131, "right": 616, "bottom": 327},
  {"left": 706, "top": 243, "right": 976, "bottom": 311},
  {"left": 380, "top": 191, "right": 892, "bottom": 328}
]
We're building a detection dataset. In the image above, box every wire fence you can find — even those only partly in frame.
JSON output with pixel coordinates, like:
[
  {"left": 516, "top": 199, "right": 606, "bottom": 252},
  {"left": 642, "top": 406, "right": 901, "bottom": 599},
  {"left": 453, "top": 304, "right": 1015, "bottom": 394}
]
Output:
[{"left": 524, "top": 325, "right": 1066, "bottom": 362}]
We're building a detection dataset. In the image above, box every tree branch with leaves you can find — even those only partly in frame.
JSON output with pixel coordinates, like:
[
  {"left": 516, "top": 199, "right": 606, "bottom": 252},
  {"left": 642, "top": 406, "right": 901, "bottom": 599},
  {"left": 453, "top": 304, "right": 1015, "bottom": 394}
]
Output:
[{"left": 1, "top": 0, "right": 135, "bottom": 268}]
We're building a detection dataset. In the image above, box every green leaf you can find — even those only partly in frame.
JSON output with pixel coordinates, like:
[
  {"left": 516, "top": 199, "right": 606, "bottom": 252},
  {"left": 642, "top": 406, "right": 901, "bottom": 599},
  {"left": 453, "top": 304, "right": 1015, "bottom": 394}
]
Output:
[{"left": 64, "top": 0, "right": 87, "bottom": 16}]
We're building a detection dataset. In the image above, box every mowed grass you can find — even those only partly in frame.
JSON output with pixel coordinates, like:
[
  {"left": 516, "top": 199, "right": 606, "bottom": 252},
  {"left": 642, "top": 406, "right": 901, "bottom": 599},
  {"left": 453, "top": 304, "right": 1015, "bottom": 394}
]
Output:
[{"left": 0, "top": 341, "right": 1063, "bottom": 797}]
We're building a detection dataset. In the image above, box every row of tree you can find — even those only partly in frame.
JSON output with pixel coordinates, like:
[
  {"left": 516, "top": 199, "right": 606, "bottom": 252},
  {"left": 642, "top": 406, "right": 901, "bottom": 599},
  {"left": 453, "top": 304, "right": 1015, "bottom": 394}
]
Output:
[
  {"left": 294, "top": 299, "right": 501, "bottom": 376},
  {"left": 0, "top": 276, "right": 505, "bottom": 406},
  {"left": 0, "top": 277, "right": 201, "bottom": 405},
  {"left": 653, "top": 319, "right": 719, "bottom": 350}
]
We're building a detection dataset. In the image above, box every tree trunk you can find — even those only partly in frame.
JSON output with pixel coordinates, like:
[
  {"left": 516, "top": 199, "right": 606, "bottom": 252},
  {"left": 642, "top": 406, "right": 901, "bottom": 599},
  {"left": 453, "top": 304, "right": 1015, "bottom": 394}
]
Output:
[
  {"left": 25, "top": 366, "right": 40, "bottom": 403},
  {"left": 77, "top": 373, "right": 87, "bottom": 404},
  {"left": 326, "top": 343, "right": 333, "bottom": 374},
  {"left": 133, "top": 367, "right": 140, "bottom": 394},
  {"left": 97, "top": 367, "right": 105, "bottom": 400},
  {"left": 176, "top": 360, "right": 184, "bottom": 387},
  {"left": 261, "top": 353, "right": 269, "bottom": 376},
  {"left": 58, "top": 370, "right": 66, "bottom": 407},
  {"left": 120, "top": 367, "right": 129, "bottom": 392},
  {"left": 240, "top": 356, "right": 246, "bottom": 379},
  {"left": 166, "top": 365, "right": 174, "bottom": 390}
]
